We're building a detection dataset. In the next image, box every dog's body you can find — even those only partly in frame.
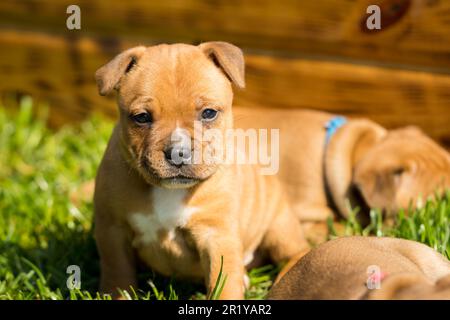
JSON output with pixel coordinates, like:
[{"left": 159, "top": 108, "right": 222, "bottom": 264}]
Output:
[
  {"left": 235, "top": 108, "right": 334, "bottom": 223},
  {"left": 235, "top": 107, "right": 450, "bottom": 226},
  {"left": 268, "top": 236, "right": 450, "bottom": 300},
  {"left": 94, "top": 43, "right": 308, "bottom": 299},
  {"left": 93, "top": 41, "right": 450, "bottom": 299},
  {"left": 95, "top": 126, "right": 307, "bottom": 298}
]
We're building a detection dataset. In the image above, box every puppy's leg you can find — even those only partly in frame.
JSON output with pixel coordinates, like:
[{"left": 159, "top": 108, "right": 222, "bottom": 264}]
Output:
[
  {"left": 95, "top": 212, "right": 137, "bottom": 298},
  {"left": 192, "top": 226, "right": 246, "bottom": 299},
  {"left": 291, "top": 203, "right": 334, "bottom": 222},
  {"left": 301, "top": 221, "right": 330, "bottom": 246},
  {"left": 261, "top": 205, "right": 310, "bottom": 263}
]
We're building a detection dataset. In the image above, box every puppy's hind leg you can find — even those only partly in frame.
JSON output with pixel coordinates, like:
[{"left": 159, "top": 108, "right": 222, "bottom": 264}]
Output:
[{"left": 261, "top": 204, "right": 310, "bottom": 264}]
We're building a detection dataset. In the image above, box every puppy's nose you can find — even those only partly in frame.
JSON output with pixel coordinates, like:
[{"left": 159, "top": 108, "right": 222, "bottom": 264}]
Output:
[{"left": 164, "top": 145, "right": 192, "bottom": 167}]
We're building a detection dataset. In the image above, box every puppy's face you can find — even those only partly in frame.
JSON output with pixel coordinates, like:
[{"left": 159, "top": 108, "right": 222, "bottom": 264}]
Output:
[
  {"left": 95, "top": 43, "right": 245, "bottom": 188},
  {"left": 354, "top": 127, "right": 450, "bottom": 215}
]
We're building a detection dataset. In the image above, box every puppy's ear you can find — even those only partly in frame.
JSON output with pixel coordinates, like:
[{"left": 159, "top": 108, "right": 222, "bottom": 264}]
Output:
[
  {"left": 95, "top": 46, "right": 147, "bottom": 96},
  {"left": 199, "top": 41, "right": 245, "bottom": 89},
  {"left": 367, "top": 273, "right": 431, "bottom": 300},
  {"left": 325, "top": 119, "right": 387, "bottom": 219},
  {"left": 353, "top": 162, "right": 410, "bottom": 216}
]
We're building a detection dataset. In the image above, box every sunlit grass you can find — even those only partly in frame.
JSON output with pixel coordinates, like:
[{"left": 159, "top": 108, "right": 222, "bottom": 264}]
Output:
[
  {"left": 1, "top": 98, "right": 448, "bottom": 299},
  {"left": 0, "top": 98, "right": 278, "bottom": 300},
  {"left": 330, "top": 194, "right": 450, "bottom": 259}
]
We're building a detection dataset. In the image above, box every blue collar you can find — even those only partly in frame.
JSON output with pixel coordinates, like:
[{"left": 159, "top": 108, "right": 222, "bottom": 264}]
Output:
[{"left": 325, "top": 116, "right": 347, "bottom": 145}]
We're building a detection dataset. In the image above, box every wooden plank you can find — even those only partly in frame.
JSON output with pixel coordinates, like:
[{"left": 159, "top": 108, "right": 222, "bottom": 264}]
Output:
[
  {"left": 0, "top": 31, "right": 118, "bottom": 126},
  {"left": 1, "top": 30, "right": 450, "bottom": 148},
  {"left": 1, "top": 0, "right": 450, "bottom": 72},
  {"left": 239, "top": 54, "right": 450, "bottom": 148}
]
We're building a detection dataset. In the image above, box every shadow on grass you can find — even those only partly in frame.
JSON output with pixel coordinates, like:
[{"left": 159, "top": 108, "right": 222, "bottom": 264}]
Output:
[{"left": 0, "top": 223, "right": 206, "bottom": 299}]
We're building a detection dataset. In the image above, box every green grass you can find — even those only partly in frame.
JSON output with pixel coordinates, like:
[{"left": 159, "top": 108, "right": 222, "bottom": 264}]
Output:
[
  {"left": 332, "top": 196, "right": 450, "bottom": 259},
  {"left": 1, "top": 98, "right": 449, "bottom": 300}
]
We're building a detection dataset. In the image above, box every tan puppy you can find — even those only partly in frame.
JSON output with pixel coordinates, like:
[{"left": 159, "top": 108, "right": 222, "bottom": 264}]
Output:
[
  {"left": 267, "top": 236, "right": 450, "bottom": 300},
  {"left": 234, "top": 108, "right": 450, "bottom": 226},
  {"left": 93, "top": 42, "right": 309, "bottom": 299}
]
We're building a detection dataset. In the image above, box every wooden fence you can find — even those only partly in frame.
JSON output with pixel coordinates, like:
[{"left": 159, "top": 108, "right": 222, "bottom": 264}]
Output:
[{"left": 1, "top": 0, "right": 449, "bottom": 146}]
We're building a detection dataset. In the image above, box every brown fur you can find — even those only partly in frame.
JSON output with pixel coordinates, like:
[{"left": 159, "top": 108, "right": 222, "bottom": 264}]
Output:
[
  {"left": 234, "top": 107, "right": 450, "bottom": 225},
  {"left": 94, "top": 42, "right": 309, "bottom": 299},
  {"left": 267, "top": 236, "right": 450, "bottom": 300}
]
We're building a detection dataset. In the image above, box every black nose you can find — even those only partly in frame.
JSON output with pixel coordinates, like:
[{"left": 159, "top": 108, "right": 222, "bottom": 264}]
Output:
[{"left": 164, "top": 145, "right": 192, "bottom": 166}]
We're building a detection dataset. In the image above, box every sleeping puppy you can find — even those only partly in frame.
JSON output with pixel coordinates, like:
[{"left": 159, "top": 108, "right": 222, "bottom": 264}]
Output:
[
  {"left": 93, "top": 42, "right": 309, "bottom": 299},
  {"left": 267, "top": 236, "right": 450, "bottom": 300},
  {"left": 326, "top": 121, "right": 450, "bottom": 222},
  {"left": 234, "top": 108, "right": 450, "bottom": 226}
]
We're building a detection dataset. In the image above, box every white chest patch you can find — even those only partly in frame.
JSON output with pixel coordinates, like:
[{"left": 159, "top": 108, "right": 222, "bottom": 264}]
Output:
[{"left": 128, "top": 188, "right": 198, "bottom": 246}]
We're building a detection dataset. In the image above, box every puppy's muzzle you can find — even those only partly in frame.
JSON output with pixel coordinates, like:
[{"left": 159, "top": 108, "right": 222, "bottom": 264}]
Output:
[
  {"left": 164, "top": 144, "right": 192, "bottom": 168},
  {"left": 164, "top": 127, "right": 193, "bottom": 168}
]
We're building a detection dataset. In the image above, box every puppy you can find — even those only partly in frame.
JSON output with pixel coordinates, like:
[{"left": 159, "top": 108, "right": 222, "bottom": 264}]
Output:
[
  {"left": 267, "top": 236, "right": 450, "bottom": 300},
  {"left": 93, "top": 42, "right": 309, "bottom": 299},
  {"left": 234, "top": 108, "right": 450, "bottom": 226}
]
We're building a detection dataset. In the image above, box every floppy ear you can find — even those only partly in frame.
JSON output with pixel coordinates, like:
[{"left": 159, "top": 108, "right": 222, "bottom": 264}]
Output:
[
  {"left": 95, "top": 46, "right": 147, "bottom": 96},
  {"left": 367, "top": 273, "right": 431, "bottom": 300},
  {"left": 199, "top": 41, "right": 245, "bottom": 89},
  {"left": 354, "top": 160, "right": 412, "bottom": 213},
  {"left": 325, "top": 119, "right": 387, "bottom": 219}
]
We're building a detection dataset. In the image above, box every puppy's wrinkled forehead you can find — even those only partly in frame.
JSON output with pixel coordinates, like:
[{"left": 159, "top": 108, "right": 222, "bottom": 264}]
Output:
[
  {"left": 120, "top": 44, "right": 232, "bottom": 110},
  {"left": 95, "top": 42, "right": 244, "bottom": 109}
]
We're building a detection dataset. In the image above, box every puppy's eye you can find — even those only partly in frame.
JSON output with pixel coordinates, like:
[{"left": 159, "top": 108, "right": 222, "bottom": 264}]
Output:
[
  {"left": 392, "top": 167, "right": 405, "bottom": 176},
  {"left": 131, "top": 112, "right": 152, "bottom": 125},
  {"left": 201, "top": 108, "right": 218, "bottom": 121}
]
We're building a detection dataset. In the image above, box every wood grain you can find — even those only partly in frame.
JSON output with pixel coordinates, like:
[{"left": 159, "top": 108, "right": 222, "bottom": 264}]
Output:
[
  {"left": 239, "top": 54, "right": 450, "bottom": 147},
  {"left": 1, "top": 30, "right": 449, "bottom": 147},
  {"left": 1, "top": 0, "right": 450, "bottom": 72}
]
